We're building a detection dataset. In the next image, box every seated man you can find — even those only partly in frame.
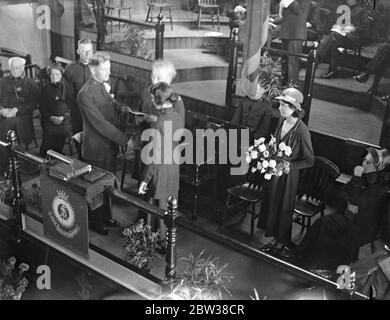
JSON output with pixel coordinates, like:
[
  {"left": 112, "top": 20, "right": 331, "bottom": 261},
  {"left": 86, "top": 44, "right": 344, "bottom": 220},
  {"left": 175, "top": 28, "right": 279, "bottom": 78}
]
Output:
[
  {"left": 317, "top": 0, "right": 369, "bottom": 79},
  {"left": 306, "top": 1, "right": 322, "bottom": 41},
  {"left": 0, "top": 57, "right": 39, "bottom": 176},
  {"left": 294, "top": 147, "right": 390, "bottom": 271},
  {"left": 231, "top": 82, "right": 273, "bottom": 141},
  {"left": 354, "top": 32, "right": 390, "bottom": 98}
]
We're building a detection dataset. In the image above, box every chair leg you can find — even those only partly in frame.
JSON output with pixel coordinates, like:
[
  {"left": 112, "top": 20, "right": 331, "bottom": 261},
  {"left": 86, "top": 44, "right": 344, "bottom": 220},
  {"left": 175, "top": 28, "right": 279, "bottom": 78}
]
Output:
[
  {"left": 68, "top": 134, "right": 73, "bottom": 156},
  {"left": 221, "top": 193, "right": 231, "bottom": 225},
  {"left": 307, "top": 217, "right": 312, "bottom": 231},
  {"left": 217, "top": 8, "right": 220, "bottom": 32},
  {"left": 371, "top": 241, "right": 376, "bottom": 253},
  {"left": 192, "top": 186, "right": 199, "bottom": 221},
  {"left": 121, "top": 157, "right": 127, "bottom": 191},
  {"left": 300, "top": 216, "right": 305, "bottom": 233},
  {"left": 197, "top": 7, "right": 202, "bottom": 30},
  {"left": 250, "top": 203, "right": 256, "bottom": 237},
  {"left": 146, "top": 6, "right": 152, "bottom": 22},
  {"left": 169, "top": 8, "right": 173, "bottom": 31}
]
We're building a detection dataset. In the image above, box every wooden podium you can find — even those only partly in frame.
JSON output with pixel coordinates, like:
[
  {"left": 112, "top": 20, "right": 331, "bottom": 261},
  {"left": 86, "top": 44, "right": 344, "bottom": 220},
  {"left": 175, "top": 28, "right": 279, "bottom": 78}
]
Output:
[{"left": 40, "top": 158, "right": 116, "bottom": 259}]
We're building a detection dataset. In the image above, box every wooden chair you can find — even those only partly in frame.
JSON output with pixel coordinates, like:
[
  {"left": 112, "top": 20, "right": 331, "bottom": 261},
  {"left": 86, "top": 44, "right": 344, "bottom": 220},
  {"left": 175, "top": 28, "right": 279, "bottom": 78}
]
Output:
[
  {"left": 145, "top": 0, "right": 174, "bottom": 31},
  {"left": 293, "top": 156, "right": 340, "bottom": 233},
  {"left": 106, "top": 0, "right": 132, "bottom": 31},
  {"left": 179, "top": 110, "right": 218, "bottom": 220},
  {"left": 222, "top": 171, "right": 263, "bottom": 237},
  {"left": 196, "top": 0, "right": 220, "bottom": 32}
]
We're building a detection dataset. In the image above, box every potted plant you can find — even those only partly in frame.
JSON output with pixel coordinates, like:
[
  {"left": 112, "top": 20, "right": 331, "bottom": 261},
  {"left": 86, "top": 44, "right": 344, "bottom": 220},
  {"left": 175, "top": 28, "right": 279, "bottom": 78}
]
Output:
[
  {"left": 258, "top": 52, "right": 286, "bottom": 102},
  {"left": 0, "top": 256, "right": 29, "bottom": 300},
  {"left": 122, "top": 219, "right": 160, "bottom": 273},
  {"left": 104, "top": 25, "right": 153, "bottom": 60},
  {"left": 0, "top": 178, "right": 14, "bottom": 219},
  {"left": 163, "top": 250, "right": 234, "bottom": 300}
]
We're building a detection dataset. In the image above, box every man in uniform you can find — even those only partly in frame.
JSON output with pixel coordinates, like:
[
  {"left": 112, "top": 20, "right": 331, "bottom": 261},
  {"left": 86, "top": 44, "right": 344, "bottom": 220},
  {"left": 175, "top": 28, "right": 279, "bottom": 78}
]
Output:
[
  {"left": 0, "top": 57, "right": 39, "bottom": 176},
  {"left": 77, "top": 52, "right": 133, "bottom": 235},
  {"left": 279, "top": 0, "right": 311, "bottom": 86},
  {"left": 64, "top": 38, "right": 94, "bottom": 160}
]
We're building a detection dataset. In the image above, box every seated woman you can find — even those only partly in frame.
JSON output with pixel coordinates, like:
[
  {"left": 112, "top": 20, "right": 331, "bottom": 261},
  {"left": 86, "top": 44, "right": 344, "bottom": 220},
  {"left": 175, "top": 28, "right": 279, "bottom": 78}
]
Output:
[
  {"left": 231, "top": 82, "right": 273, "bottom": 141},
  {"left": 39, "top": 63, "right": 71, "bottom": 157},
  {"left": 295, "top": 147, "right": 390, "bottom": 271}
]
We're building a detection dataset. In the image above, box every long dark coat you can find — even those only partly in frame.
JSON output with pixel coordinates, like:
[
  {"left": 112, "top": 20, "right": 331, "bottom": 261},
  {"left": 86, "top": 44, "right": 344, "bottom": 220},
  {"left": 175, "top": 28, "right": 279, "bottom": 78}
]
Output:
[
  {"left": 142, "top": 107, "right": 184, "bottom": 200},
  {"left": 279, "top": 0, "right": 311, "bottom": 40},
  {"left": 258, "top": 118, "right": 315, "bottom": 244},
  {"left": 77, "top": 78, "right": 128, "bottom": 173},
  {"left": 39, "top": 80, "right": 71, "bottom": 136},
  {"left": 64, "top": 61, "right": 91, "bottom": 134},
  {"left": 297, "top": 175, "right": 388, "bottom": 269},
  {"left": 0, "top": 75, "right": 39, "bottom": 144}
]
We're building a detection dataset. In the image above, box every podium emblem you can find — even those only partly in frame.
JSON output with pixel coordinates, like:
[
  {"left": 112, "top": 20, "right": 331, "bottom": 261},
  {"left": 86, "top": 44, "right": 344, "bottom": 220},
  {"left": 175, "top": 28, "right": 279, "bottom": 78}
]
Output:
[{"left": 48, "top": 190, "right": 80, "bottom": 239}]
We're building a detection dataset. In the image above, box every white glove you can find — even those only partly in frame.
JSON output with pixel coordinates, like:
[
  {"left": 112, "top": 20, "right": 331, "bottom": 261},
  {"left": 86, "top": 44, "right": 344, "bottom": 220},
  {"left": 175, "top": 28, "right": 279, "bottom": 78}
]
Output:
[
  {"left": 72, "top": 132, "right": 83, "bottom": 143},
  {"left": 138, "top": 181, "right": 148, "bottom": 195}
]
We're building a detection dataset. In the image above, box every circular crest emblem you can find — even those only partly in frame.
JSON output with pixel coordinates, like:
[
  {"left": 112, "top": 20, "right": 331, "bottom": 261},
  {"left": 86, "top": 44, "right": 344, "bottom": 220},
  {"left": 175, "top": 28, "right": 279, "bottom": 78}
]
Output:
[{"left": 52, "top": 194, "right": 76, "bottom": 230}]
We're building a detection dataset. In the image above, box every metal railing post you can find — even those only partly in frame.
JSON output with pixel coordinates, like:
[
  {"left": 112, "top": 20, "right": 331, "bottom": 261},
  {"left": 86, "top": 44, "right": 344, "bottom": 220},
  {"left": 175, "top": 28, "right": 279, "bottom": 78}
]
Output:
[
  {"left": 7, "top": 130, "right": 25, "bottom": 238},
  {"left": 302, "top": 42, "right": 318, "bottom": 124},
  {"left": 225, "top": 28, "right": 239, "bottom": 106},
  {"left": 155, "top": 13, "right": 165, "bottom": 60},
  {"left": 164, "top": 196, "right": 178, "bottom": 287}
]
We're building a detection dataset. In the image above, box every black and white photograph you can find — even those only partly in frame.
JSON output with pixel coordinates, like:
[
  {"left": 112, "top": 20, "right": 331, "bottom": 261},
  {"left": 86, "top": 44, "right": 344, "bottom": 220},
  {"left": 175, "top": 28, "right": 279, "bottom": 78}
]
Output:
[{"left": 0, "top": 0, "right": 390, "bottom": 304}]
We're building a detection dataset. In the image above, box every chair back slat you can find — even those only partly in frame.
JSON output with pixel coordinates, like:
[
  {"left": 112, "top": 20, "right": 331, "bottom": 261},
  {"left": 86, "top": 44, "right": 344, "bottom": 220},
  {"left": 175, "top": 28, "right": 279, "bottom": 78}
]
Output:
[{"left": 298, "top": 156, "right": 340, "bottom": 202}]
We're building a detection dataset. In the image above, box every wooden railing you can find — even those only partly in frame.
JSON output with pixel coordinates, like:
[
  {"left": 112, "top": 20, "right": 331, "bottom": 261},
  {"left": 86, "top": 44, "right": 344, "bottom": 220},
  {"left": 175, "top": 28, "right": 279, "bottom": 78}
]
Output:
[
  {"left": 103, "top": 13, "right": 165, "bottom": 60},
  {"left": 0, "top": 130, "right": 178, "bottom": 289}
]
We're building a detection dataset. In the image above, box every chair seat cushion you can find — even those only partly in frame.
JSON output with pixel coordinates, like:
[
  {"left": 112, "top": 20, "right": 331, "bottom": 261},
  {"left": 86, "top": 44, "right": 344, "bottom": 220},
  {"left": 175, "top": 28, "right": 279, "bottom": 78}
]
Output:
[
  {"left": 150, "top": 3, "right": 172, "bottom": 7},
  {"left": 227, "top": 184, "right": 262, "bottom": 203},
  {"left": 199, "top": 5, "right": 219, "bottom": 8},
  {"left": 294, "top": 198, "right": 325, "bottom": 217}
]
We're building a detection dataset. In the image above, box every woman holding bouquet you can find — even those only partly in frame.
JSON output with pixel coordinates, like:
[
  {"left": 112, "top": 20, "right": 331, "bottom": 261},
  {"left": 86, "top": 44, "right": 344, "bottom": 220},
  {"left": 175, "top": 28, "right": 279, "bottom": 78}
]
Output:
[{"left": 258, "top": 88, "right": 314, "bottom": 256}]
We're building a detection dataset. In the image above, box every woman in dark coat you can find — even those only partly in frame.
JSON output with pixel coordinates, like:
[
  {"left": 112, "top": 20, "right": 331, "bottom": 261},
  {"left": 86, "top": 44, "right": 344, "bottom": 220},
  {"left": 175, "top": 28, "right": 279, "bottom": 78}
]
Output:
[
  {"left": 39, "top": 63, "right": 71, "bottom": 157},
  {"left": 258, "top": 88, "right": 314, "bottom": 254},
  {"left": 138, "top": 82, "right": 184, "bottom": 250},
  {"left": 295, "top": 148, "right": 390, "bottom": 270}
]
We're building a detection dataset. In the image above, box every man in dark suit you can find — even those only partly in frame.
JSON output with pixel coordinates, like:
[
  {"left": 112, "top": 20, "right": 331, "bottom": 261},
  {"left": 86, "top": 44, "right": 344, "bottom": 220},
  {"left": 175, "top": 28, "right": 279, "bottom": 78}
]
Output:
[
  {"left": 318, "top": 0, "right": 369, "bottom": 78},
  {"left": 63, "top": 38, "right": 94, "bottom": 160},
  {"left": 0, "top": 57, "right": 39, "bottom": 176},
  {"left": 77, "top": 52, "right": 133, "bottom": 235},
  {"left": 279, "top": 0, "right": 311, "bottom": 86}
]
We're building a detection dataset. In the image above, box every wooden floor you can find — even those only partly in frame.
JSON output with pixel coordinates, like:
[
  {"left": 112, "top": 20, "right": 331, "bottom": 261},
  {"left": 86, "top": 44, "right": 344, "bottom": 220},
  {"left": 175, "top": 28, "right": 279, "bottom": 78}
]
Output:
[{"left": 173, "top": 80, "right": 383, "bottom": 145}]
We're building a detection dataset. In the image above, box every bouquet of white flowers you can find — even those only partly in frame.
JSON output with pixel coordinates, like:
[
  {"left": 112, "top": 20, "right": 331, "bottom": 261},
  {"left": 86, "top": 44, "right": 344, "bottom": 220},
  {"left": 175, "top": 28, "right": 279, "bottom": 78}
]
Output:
[{"left": 245, "top": 136, "right": 292, "bottom": 180}]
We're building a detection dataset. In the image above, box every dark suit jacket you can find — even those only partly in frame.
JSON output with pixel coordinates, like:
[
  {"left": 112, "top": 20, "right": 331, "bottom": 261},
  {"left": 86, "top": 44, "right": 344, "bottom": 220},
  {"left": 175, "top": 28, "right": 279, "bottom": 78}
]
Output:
[
  {"left": 231, "top": 96, "right": 273, "bottom": 140},
  {"left": 64, "top": 61, "right": 91, "bottom": 134},
  {"left": 346, "top": 4, "right": 370, "bottom": 45},
  {"left": 77, "top": 78, "right": 128, "bottom": 173},
  {"left": 142, "top": 107, "right": 184, "bottom": 200},
  {"left": 0, "top": 76, "right": 39, "bottom": 144},
  {"left": 279, "top": 0, "right": 311, "bottom": 40}
]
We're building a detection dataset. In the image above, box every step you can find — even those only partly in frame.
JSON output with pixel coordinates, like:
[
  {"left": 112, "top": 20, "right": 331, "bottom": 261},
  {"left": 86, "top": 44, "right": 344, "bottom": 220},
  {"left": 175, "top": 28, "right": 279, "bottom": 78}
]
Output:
[{"left": 298, "top": 64, "right": 390, "bottom": 117}]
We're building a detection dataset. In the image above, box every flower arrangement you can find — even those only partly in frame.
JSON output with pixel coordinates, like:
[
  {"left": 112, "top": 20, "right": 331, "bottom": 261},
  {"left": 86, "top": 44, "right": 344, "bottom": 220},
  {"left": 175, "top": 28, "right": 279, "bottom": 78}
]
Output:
[
  {"left": 22, "top": 183, "right": 42, "bottom": 212},
  {"left": 163, "top": 250, "right": 234, "bottom": 300},
  {"left": 258, "top": 53, "right": 285, "bottom": 99},
  {"left": 0, "top": 256, "right": 29, "bottom": 300},
  {"left": 122, "top": 219, "right": 160, "bottom": 273},
  {"left": 245, "top": 136, "right": 292, "bottom": 180}
]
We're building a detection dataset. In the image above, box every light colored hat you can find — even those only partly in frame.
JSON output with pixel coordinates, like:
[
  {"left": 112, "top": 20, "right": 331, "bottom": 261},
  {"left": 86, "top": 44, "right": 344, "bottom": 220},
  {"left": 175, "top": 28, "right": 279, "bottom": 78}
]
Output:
[
  {"left": 8, "top": 57, "right": 26, "bottom": 68},
  {"left": 276, "top": 88, "right": 304, "bottom": 110}
]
